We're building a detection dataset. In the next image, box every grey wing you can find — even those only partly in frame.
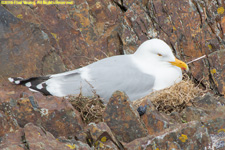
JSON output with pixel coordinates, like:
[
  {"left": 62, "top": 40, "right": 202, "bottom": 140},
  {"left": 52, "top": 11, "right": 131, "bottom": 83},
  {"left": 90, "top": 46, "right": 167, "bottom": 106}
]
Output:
[
  {"left": 45, "top": 70, "right": 94, "bottom": 97},
  {"left": 88, "top": 56, "right": 155, "bottom": 102},
  {"left": 8, "top": 69, "right": 94, "bottom": 97}
]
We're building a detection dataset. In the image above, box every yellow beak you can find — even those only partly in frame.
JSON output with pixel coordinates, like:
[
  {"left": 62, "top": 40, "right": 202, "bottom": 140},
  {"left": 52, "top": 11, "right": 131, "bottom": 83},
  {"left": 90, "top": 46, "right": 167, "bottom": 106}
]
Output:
[{"left": 170, "top": 58, "right": 189, "bottom": 71}]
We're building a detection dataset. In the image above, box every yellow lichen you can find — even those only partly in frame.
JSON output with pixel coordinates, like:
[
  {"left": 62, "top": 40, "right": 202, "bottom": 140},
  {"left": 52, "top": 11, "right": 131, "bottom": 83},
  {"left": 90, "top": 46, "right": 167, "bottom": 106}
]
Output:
[
  {"left": 51, "top": 33, "right": 59, "bottom": 42},
  {"left": 17, "top": 14, "right": 23, "bottom": 19},
  {"left": 66, "top": 144, "right": 76, "bottom": 149},
  {"left": 208, "top": 44, "right": 212, "bottom": 50},
  {"left": 99, "top": 142, "right": 104, "bottom": 148},
  {"left": 101, "top": 136, "right": 107, "bottom": 142},
  {"left": 217, "top": 7, "right": 224, "bottom": 15},
  {"left": 179, "top": 134, "right": 188, "bottom": 142},
  {"left": 218, "top": 129, "right": 225, "bottom": 133},
  {"left": 210, "top": 69, "right": 216, "bottom": 75},
  {"left": 94, "top": 141, "right": 99, "bottom": 147},
  {"left": 173, "top": 26, "right": 177, "bottom": 31}
]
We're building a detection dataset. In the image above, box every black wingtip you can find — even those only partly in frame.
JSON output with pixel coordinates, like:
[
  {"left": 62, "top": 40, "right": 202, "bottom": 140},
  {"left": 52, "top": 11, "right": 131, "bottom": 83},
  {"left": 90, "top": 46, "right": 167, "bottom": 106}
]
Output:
[
  {"left": 8, "top": 76, "right": 52, "bottom": 96},
  {"left": 8, "top": 77, "right": 24, "bottom": 84}
]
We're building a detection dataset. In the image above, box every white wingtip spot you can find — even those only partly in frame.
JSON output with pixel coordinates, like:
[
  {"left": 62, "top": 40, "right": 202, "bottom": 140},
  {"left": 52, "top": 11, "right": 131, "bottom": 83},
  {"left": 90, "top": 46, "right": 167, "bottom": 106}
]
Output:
[
  {"left": 8, "top": 77, "right": 14, "bottom": 83},
  {"left": 29, "top": 88, "right": 39, "bottom": 93},
  {"left": 15, "top": 80, "right": 20, "bottom": 84},
  {"left": 37, "top": 84, "right": 43, "bottom": 89},
  {"left": 25, "top": 82, "right": 32, "bottom": 87}
]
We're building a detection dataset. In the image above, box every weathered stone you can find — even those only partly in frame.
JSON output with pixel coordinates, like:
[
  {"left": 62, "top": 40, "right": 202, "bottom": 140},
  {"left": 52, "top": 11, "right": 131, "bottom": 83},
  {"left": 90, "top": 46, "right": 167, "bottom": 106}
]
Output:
[
  {"left": 193, "top": 93, "right": 221, "bottom": 111},
  {"left": 122, "top": 136, "right": 153, "bottom": 150},
  {"left": 201, "top": 115, "right": 225, "bottom": 149},
  {"left": 0, "top": 127, "right": 25, "bottom": 150},
  {"left": 123, "top": 121, "right": 211, "bottom": 149},
  {"left": 180, "top": 106, "right": 208, "bottom": 123},
  {"left": 93, "top": 140, "right": 118, "bottom": 150},
  {"left": 0, "top": 110, "right": 20, "bottom": 137},
  {"left": 142, "top": 110, "right": 175, "bottom": 135},
  {"left": 121, "top": 3, "right": 154, "bottom": 53},
  {"left": 174, "top": 93, "right": 225, "bottom": 123},
  {"left": 118, "top": 0, "right": 225, "bottom": 95},
  {"left": 0, "top": 83, "right": 84, "bottom": 138},
  {"left": 1, "top": 1, "right": 124, "bottom": 81},
  {"left": 170, "top": 111, "right": 182, "bottom": 123},
  {"left": 1, "top": 0, "right": 225, "bottom": 149},
  {"left": 85, "top": 122, "right": 122, "bottom": 149},
  {"left": 208, "top": 50, "right": 225, "bottom": 95},
  {"left": 103, "top": 91, "right": 148, "bottom": 143},
  {"left": 136, "top": 98, "right": 156, "bottom": 112},
  {"left": 0, "top": 6, "right": 66, "bottom": 79},
  {"left": 0, "top": 123, "right": 90, "bottom": 150},
  {"left": 1, "top": 0, "right": 225, "bottom": 96},
  {"left": 123, "top": 109, "right": 225, "bottom": 149},
  {"left": 166, "top": 141, "right": 182, "bottom": 150},
  {"left": 138, "top": 99, "right": 175, "bottom": 135}
]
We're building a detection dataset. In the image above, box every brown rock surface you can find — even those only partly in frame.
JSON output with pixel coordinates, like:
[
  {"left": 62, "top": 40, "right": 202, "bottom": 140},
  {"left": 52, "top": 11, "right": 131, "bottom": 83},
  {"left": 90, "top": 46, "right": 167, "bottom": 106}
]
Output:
[
  {"left": 123, "top": 93, "right": 225, "bottom": 149},
  {"left": 1, "top": 0, "right": 225, "bottom": 93},
  {"left": 138, "top": 99, "right": 176, "bottom": 135},
  {"left": 0, "top": 6, "right": 66, "bottom": 78},
  {"left": 208, "top": 50, "right": 225, "bottom": 95},
  {"left": 83, "top": 122, "right": 122, "bottom": 149},
  {"left": 1, "top": 0, "right": 225, "bottom": 149},
  {"left": 103, "top": 91, "right": 148, "bottom": 143},
  {"left": 0, "top": 123, "right": 90, "bottom": 150},
  {"left": 0, "top": 83, "right": 84, "bottom": 138}
]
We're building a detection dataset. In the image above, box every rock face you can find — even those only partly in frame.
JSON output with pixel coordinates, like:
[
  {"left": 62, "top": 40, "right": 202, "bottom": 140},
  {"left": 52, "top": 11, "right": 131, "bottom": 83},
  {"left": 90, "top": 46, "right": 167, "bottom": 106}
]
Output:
[
  {"left": 0, "top": 0, "right": 225, "bottom": 95},
  {"left": 1, "top": 87, "right": 225, "bottom": 149},
  {"left": 0, "top": 83, "right": 84, "bottom": 138},
  {"left": 0, "top": 0, "right": 225, "bottom": 149},
  {"left": 0, "top": 123, "right": 90, "bottom": 150},
  {"left": 103, "top": 91, "right": 148, "bottom": 143},
  {"left": 123, "top": 93, "right": 225, "bottom": 150}
]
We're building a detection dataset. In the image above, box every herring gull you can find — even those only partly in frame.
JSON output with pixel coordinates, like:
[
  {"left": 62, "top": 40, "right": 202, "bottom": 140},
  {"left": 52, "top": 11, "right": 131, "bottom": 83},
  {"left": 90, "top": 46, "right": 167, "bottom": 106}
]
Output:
[{"left": 8, "top": 39, "right": 189, "bottom": 102}]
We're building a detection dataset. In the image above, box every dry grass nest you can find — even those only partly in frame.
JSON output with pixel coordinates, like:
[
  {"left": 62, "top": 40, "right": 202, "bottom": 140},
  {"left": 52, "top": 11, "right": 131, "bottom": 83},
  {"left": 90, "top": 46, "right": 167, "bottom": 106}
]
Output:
[
  {"left": 69, "top": 75, "right": 207, "bottom": 123},
  {"left": 69, "top": 95, "right": 105, "bottom": 124},
  {"left": 134, "top": 75, "right": 207, "bottom": 114}
]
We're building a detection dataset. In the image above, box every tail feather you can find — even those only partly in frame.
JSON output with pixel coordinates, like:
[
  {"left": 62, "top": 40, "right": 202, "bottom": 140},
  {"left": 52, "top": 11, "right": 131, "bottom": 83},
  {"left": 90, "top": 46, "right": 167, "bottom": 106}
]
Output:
[{"left": 8, "top": 77, "right": 52, "bottom": 96}]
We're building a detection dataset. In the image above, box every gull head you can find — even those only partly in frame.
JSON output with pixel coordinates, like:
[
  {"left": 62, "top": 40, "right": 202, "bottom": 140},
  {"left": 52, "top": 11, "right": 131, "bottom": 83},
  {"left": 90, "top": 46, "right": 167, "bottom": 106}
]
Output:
[{"left": 134, "top": 38, "right": 189, "bottom": 71}]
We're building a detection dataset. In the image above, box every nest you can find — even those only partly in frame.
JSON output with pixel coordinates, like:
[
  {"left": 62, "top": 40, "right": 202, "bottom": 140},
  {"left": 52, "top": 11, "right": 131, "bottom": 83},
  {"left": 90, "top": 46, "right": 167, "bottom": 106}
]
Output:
[
  {"left": 69, "top": 95, "right": 105, "bottom": 124},
  {"left": 134, "top": 75, "right": 206, "bottom": 114},
  {"left": 69, "top": 75, "right": 206, "bottom": 122}
]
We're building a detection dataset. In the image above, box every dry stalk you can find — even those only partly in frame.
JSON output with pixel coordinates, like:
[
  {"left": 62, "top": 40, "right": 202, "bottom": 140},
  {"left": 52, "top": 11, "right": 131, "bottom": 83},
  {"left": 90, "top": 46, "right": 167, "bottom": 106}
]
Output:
[{"left": 69, "top": 95, "right": 105, "bottom": 124}]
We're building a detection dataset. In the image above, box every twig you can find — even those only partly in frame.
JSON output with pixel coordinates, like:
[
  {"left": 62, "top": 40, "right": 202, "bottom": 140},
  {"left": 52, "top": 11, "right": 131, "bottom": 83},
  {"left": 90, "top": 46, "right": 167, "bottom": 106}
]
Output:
[{"left": 187, "top": 55, "right": 206, "bottom": 64}]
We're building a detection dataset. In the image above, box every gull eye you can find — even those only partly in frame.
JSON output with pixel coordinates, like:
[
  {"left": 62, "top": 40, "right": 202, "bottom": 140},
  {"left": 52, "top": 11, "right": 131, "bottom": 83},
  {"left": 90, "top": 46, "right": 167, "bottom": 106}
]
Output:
[{"left": 158, "top": 53, "right": 162, "bottom": 56}]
